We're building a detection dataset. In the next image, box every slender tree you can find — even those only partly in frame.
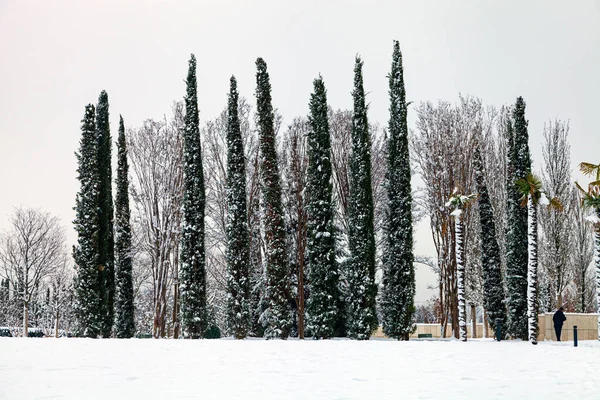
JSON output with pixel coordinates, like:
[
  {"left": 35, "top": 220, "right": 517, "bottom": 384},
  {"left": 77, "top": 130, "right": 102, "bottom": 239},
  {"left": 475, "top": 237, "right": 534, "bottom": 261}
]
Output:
[
  {"left": 473, "top": 141, "right": 506, "bottom": 335},
  {"left": 447, "top": 190, "right": 476, "bottom": 342},
  {"left": 114, "top": 116, "right": 135, "bottom": 338},
  {"left": 73, "top": 104, "right": 102, "bottom": 337},
  {"left": 381, "top": 41, "right": 415, "bottom": 340},
  {"left": 346, "top": 56, "right": 378, "bottom": 340},
  {"left": 575, "top": 162, "right": 600, "bottom": 339},
  {"left": 225, "top": 76, "right": 251, "bottom": 339},
  {"left": 96, "top": 90, "right": 115, "bottom": 337},
  {"left": 180, "top": 54, "right": 208, "bottom": 338},
  {"left": 255, "top": 58, "right": 291, "bottom": 339},
  {"left": 516, "top": 173, "right": 562, "bottom": 345},
  {"left": 305, "top": 76, "right": 340, "bottom": 339},
  {"left": 505, "top": 97, "right": 531, "bottom": 340}
]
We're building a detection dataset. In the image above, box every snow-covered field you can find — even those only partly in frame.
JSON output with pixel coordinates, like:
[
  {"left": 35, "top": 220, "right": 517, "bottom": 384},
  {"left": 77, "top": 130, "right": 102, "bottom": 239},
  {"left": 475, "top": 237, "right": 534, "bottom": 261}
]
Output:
[{"left": 1, "top": 338, "right": 599, "bottom": 400}]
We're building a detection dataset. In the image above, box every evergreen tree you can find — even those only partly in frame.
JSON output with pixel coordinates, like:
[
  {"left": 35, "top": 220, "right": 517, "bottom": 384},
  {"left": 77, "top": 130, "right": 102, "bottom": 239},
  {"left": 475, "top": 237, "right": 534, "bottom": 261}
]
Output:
[
  {"left": 225, "top": 76, "right": 251, "bottom": 339},
  {"left": 73, "top": 104, "right": 102, "bottom": 338},
  {"left": 180, "top": 54, "right": 208, "bottom": 338},
  {"left": 255, "top": 57, "right": 291, "bottom": 339},
  {"left": 114, "top": 116, "right": 135, "bottom": 338},
  {"left": 96, "top": 90, "right": 115, "bottom": 337},
  {"left": 381, "top": 41, "right": 415, "bottom": 340},
  {"left": 305, "top": 76, "right": 340, "bottom": 339},
  {"left": 346, "top": 56, "right": 378, "bottom": 340},
  {"left": 505, "top": 97, "right": 531, "bottom": 340},
  {"left": 473, "top": 142, "right": 506, "bottom": 335}
]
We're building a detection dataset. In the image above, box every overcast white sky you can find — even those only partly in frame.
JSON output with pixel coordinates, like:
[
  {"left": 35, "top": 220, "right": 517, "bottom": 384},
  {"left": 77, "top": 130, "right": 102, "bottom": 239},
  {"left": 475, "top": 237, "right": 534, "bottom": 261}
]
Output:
[{"left": 1, "top": 0, "right": 598, "bottom": 302}]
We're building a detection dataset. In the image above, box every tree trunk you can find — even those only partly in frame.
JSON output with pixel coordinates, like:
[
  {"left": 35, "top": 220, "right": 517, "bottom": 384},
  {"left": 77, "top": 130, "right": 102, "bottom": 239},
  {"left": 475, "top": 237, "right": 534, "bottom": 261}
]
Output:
[
  {"left": 594, "top": 209, "right": 600, "bottom": 341},
  {"left": 471, "top": 304, "right": 477, "bottom": 339},
  {"left": 173, "top": 279, "right": 180, "bottom": 339},
  {"left": 55, "top": 309, "right": 59, "bottom": 338},
  {"left": 527, "top": 194, "right": 539, "bottom": 345},
  {"left": 454, "top": 216, "right": 467, "bottom": 342},
  {"left": 483, "top": 309, "right": 488, "bottom": 338},
  {"left": 557, "top": 293, "right": 563, "bottom": 310},
  {"left": 23, "top": 303, "right": 29, "bottom": 337}
]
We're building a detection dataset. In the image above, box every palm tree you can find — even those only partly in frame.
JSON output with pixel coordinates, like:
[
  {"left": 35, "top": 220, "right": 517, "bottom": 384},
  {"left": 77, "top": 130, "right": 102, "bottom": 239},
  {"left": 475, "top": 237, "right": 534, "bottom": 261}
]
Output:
[
  {"left": 516, "top": 174, "right": 562, "bottom": 345},
  {"left": 447, "top": 189, "right": 477, "bottom": 342},
  {"left": 575, "top": 162, "right": 600, "bottom": 340}
]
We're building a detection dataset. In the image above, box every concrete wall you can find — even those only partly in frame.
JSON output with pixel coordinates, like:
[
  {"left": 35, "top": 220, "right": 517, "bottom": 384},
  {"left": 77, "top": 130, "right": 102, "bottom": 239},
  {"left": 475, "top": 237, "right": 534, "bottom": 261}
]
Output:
[
  {"left": 373, "top": 313, "right": 599, "bottom": 340},
  {"left": 373, "top": 323, "right": 487, "bottom": 339},
  {"left": 538, "top": 313, "right": 598, "bottom": 341}
]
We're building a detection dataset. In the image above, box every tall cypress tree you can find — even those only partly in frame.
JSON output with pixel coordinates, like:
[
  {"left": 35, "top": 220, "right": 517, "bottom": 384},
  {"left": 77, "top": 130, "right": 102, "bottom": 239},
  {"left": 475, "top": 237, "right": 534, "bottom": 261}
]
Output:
[
  {"left": 96, "top": 90, "right": 115, "bottom": 337},
  {"left": 180, "top": 54, "right": 208, "bottom": 338},
  {"left": 346, "top": 56, "right": 378, "bottom": 340},
  {"left": 255, "top": 57, "right": 291, "bottom": 339},
  {"left": 473, "top": 141, "right": 506, "bottom": 334},
  {"left": 73, "top": 104, "right": 102, "bottom": 338},
  {"left": 505, "top": 97, "right": 531, "bottom": 340},
  {"left": 225, "top": 76, "right": 251, "bottom": 339},
  {"left": 381, "top": 41, "right": 415, "bottom": 340},
  {"left": 114, "top": 116, "right": 135, "bottom": 338},
  {"left": 305, "top": 76, "right": 340, "bottom": 339}
]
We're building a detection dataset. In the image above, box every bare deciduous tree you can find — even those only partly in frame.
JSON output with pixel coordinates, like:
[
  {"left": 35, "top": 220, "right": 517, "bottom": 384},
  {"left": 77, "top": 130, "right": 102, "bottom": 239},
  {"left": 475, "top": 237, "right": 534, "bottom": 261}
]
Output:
[
  {"left": 128, "top": 102, "right": 184, "bottom": 338},
  {"left": 539, "top": 120, "right": 573, "bottom": 310},
  {"left": 412, "top": 96, "right": 496, "bottom": 338},
  {"left": 0, "top": 207, "right": 67, "bottom": 336}
]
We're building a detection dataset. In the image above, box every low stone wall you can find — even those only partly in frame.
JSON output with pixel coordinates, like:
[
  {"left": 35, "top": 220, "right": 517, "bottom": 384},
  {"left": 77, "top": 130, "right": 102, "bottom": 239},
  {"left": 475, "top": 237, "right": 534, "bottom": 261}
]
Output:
[
  {"left": 373, "top": 323, "right": 486, "bottom": 339},
  {"left": 538, "top": 313, "right": 598, "bottom": 341},
  {"left": 372, "top": 313, "right": 599, "bottom": 340}
]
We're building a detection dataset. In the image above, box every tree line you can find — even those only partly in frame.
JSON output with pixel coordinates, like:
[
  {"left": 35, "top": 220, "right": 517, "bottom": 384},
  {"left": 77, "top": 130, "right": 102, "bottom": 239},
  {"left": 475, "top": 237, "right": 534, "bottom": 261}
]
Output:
[{"left": 1, "top": 40, "right": 598, "bottom": 342}]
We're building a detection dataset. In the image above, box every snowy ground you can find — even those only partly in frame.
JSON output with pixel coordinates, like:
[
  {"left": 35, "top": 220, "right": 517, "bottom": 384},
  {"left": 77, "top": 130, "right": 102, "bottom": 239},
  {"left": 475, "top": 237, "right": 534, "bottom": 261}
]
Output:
[{"left": 1, "top": 338, "right": 599, "bottom": 400}]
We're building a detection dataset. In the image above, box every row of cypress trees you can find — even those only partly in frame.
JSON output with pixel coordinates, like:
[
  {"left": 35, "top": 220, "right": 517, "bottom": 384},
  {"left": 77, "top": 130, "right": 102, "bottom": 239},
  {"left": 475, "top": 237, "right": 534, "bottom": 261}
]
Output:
[
  {"left": 74, "top": 93, "right": 134, "bottom": 338},
  {"left": 221, "top": 41, "right": 415, "bottom": 339},
  {"left": 74, "top": 40, "right": 416, "bottom": 339}
]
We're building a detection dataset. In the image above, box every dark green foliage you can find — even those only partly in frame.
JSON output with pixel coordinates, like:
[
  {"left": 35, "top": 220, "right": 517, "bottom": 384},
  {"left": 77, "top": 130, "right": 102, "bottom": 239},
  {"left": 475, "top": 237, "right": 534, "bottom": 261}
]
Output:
[
  {"left": 114, "top": 116, "right": 135, "bottom": 338},
  {"left": 381, "top": 41, "right": 415, "bottom": 340},
  {"left": 180, "top": 54, "right": 208, "bottom": 338},
  {"left": 255, "top": 57, "right": 291, "bottom": 339},
  {"left": 505, "top": 97, "right": 531, "bottom": 340},
  {"left": 225, "top": 76, "right": 251, "bottom": 339},
  {"left": 305, "top": 76, "right": 340, "bottom": 339},
  {"left": 204, "top": 324, "right": 221, "bottom": 339},
  {"left": 73, "top": 104, "right": 102, "bottom": 338},
  {"left": 95, "top": 90, "right": 115, "bottom": 337},
  {"left": 346, "top": 56, "right": 378, "bottom": 339},
  {"left": 473, "top": 141, "right": 506, "bottom": 333}
]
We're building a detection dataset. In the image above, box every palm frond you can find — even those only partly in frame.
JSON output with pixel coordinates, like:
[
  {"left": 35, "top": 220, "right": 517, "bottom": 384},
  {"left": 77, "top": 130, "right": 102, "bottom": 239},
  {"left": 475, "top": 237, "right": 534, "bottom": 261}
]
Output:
[
  {"left": 582, "top": 195, "right": 600, "bottom": 210},
  {"left": 575, "top": 181, "right": 587, "bottom": 195},
  {"left": 579, "top": 162, "right": 600, "bottom": 179},
  {"left": 548, "top": 197, "right": 563, "bottom": 211}
]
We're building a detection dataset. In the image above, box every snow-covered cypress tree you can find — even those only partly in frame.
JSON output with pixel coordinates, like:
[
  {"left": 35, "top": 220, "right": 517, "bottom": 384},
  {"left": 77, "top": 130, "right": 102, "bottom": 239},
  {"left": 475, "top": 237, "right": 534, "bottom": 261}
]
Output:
[
  {"left": 505, "top": 97, "right": 531, "bottom": 340},
  {"left": 381, "top": 41, "right": 415, "bottom": 340},
  {"left": 346, "top": 56, "right": 378, "bottom": 340},
  {"left": 73, "top": 104, "right": 102, "bottom": 338},
  {"left": 447, "top": 190, "right": 476, "bottom": 342},
  {"left": 114, "top": 115, "right": 135, "bottom": 338},
  {"left": 305, "top": 76, "right": 340, "bottom": 339},
  {"left": 180, "top": 54, "right": 208, "bottom": 338},
  {"left": 96, "top": 91, "right": 115, "bottom": 336},
  {"left": 95, "top": 90, "right": 115, "bottom": 337},
  {"left": 225, "top": 76, "right": 251, "bottom": 339},
  {"left": 473, "top": 141, "right": 506, "bottom": 335},
  {"left": 255, "top": 57, "right": 291, "bottom": 339}
]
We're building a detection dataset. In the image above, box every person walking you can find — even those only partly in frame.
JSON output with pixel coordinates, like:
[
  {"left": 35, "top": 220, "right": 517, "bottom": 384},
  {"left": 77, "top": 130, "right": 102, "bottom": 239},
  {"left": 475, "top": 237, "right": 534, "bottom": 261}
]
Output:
[{"left": 553, "top": 307, "right": 566, "bottom": 341}]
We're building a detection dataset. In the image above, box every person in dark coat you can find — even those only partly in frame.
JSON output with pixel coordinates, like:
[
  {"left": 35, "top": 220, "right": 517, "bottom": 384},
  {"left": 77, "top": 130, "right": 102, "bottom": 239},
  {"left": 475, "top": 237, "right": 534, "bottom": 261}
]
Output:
[{"left": 553, "top": 307, "right": 566, "bottom": 341}]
